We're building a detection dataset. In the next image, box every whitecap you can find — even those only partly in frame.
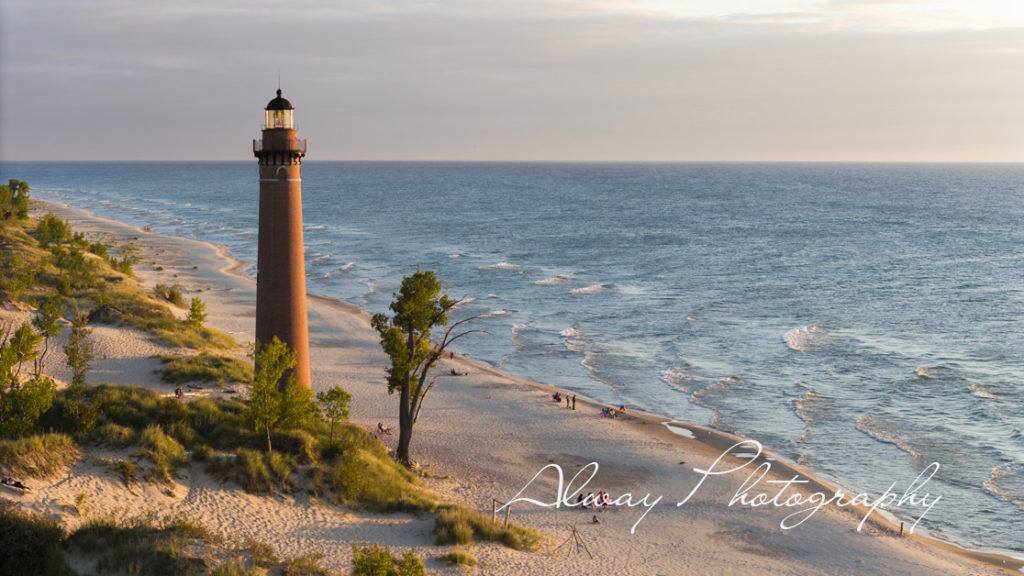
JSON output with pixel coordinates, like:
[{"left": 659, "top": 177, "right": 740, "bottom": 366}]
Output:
[
  {"left": 856, "top": 415, "right": 922, "bottom": 462},
  {"left": 968, "top": 383, "right": 998, "bottom": 399},
  {"left": 570, "top": 284, "right": 606, "bottom": 295},
  {"left": 478, "top": 260, "right": 519, "bottom": 270},
  {"left": 660, "top": 366, "right": 692, "bottom": 393},
  {"left": 449, "top": 254, "right": 463, "bottom": 259},
  {"left": 784, "top": 325, "right": 831, "bottom": 351},
  {"left": 560, "top": 326, "right": 582, "bottom": 339},
  {"left": 535, "top": 273, "right": 573, "bottom": 286},
  {"left": 983, "top": 463, "right": 1024, "bottom": 511},
  {"left": 488, "top": 293, "right": 499, "bottom": 299},
  {"left": 788, "top": 390, "right": 821, "bottom": 427}
]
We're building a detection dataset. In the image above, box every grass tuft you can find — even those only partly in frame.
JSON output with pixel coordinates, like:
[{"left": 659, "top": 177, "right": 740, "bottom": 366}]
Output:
[
  {"left": 434, "top": 504, "right": 543, "bottom": 551},
  {"left": 0, "top": 433, "right": 80, "bottom": 478}
]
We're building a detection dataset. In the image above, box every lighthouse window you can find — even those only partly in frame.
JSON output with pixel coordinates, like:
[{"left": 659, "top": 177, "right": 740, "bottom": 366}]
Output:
[{"left": 266, "top": 109, "right": 294, "bottom": 129}]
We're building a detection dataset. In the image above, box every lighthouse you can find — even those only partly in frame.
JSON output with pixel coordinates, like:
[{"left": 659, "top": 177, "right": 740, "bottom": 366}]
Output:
[{"left": 253, "top": 89, "right": 311, "bottom": 389}]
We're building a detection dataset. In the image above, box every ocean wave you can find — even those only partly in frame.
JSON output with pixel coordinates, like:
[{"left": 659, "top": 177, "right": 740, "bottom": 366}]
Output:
[
  {"left": 856, "top": 415, "right": 924, "bottom": 464},
  {"left": 449, "top": 253, "right": 463, "bottom": 259},
  {"left": 482, "top": 309, "right": 510, "bottom": 318},
  {"left": 788, "top": 390, "right": 825, "bottom": 433},
  {"left": 570, "top": 284, "right": 607, "bottom": 295},
  {"left": 783, "top": 325, "right": 831, "bottom": 351},
  {"left": 478, "top": 260, "right": 519, "bottom": 270},
  {"left": 562, "top": 326, "right": 585, "bottom": 354},
  {"left": 967, "top": 383, "right": 998, "bottom": 399},
  {"left": 983, "top": 463, "right": 1024, "bottom": 511},
  {"left": 689, "top": 377, "right": 742, "bottom": 432},
  {"left": 660, "top": 366, "right": 692, "bottom": 393},
  {"left": 535, "top": 273, "right": 573, "bottom": 286}
]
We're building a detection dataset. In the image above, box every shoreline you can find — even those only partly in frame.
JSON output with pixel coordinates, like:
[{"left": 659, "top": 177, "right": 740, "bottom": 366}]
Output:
[{"left": 19, "top": 198, "right": 1024, "bottom": 575}]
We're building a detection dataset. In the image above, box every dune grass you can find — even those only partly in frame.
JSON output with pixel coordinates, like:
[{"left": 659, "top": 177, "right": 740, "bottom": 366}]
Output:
[
  {"left": 0, "top": 504, "right": 74, "bottom": 576},
  {"left": 157, "top": 353, "right": 253, "bottom": 386},
  {"left": 0, "top": 433, "right": 80, "bottom": 479},
  {"left": 434, "top": 504, "right": 544, "bottom": 551},
  {"left": 438, "top": 550, "right": 478, "bottom": 567}
]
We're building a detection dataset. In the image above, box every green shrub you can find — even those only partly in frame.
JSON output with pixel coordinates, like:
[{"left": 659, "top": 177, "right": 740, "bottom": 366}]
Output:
[
  {"left": 351, "top": 542, "right": 424, "bottom": 576},
  {"left": 90, "top": 422, "right": 136, "bottom": 448},
  {"left": 434, "top": 504, "right": 542, "bottom": 551},
  {"left": 318, "top": 448, "right": 436, "bottom": 513},
  {"left": 109, "top": 459, "right": 138, "bottom": 488},
  {"left": 226, "top": 448, "right": 298, "bottom": 495},
  {"left": 158, "top": 353, "right": 252, "bottom": 385},
  {"left": 0, "top": 504, "right": 74, "bottom": 576},
  {"left": 68, "top": 513, "right": 219, "bottom": 575},
  {"left": 139, "top": 425, "right": 187, "bottom": 484},
  {"left": 438, "top": 551, "right": 477, "bottom": 567},
  {"left": 0, "top": 433, "right": 80, "bottom": 478},
  {"left": 243, "top": 535, "right": 279, "bottom": 568},
  {"left": 280, "top": 551, "right": 330, "bottom": 576}
]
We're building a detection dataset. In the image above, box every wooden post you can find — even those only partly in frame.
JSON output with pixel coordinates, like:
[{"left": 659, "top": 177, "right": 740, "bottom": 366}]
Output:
[
  {"left": 504, "top": 504, "right": 511, "bottom": 528},
  {"left": 900, "top": 522, "right": 904, "bottom": 537},
  {"left": 491, "top": 499, "right": 497, "bottom": 526}
]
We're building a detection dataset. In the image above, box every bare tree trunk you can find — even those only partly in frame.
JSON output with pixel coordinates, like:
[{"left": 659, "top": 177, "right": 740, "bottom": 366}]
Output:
[{"left": 397, "top": 376, "right": 414, "bottom": 466}]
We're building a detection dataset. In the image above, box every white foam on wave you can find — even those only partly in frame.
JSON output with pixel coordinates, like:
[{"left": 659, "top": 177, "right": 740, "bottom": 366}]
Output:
[
  {"left": 482, "top": 309, "right": 510, "bottom": 318},
  {"left": 478, "top": 260, "right": 519, "bottom": 270},
  {"left": 983, "top": 463, "right": 1024, "bottom": 512},
  {"left": 789, "top": 390, "right": 820, "bottom": 428},
  {"left": 856, "top": 415, "right": 923, "bottom": 464},
  {"left": 535, "top": 273, "right": 573, "bottom": 286},
  {"left": 660, "top": 366, "right": 693, "bottom": 393},
  {"left": 570, "top": 284, "right": 606, "bottom": 295},
  {"left": 784, "top": 325, "right": 831, "bottom": 351},
  {"left": 968, "top": 383, "right": 998, "bottom": 399},
  {"left": 449, "top": 253, "right": 463, "bottom": 259}
]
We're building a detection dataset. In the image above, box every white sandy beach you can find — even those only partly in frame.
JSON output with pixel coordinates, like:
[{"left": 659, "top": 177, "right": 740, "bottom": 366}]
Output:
[{"left": 4, "top": 199, "right": 1021, "bottom": 575}]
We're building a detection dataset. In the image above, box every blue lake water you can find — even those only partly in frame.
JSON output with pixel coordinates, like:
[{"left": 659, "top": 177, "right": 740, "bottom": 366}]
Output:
[{"left": 2, "top": 161, "right": 1022, "bottom": 555}]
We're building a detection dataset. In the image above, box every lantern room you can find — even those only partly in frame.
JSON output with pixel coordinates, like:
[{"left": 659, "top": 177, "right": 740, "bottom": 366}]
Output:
[{"left": 265, "top": 89, "right": 294, "bottom": 129}]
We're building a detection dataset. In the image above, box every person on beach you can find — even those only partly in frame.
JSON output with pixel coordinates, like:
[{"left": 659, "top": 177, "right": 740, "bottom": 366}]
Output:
[
  {"left": 572, "top": 394, "right": 576, "bottom": 410},
  {"left": 1, "top": 477, "right": 28, "bottom": 491},
  {"left": 377, "top": 422, "right": 392, "bottom": 435},
  {"left": 175, "top": 386, "right": 184, "bottom": 399},
  {"left": 566, "top": 395, "right": 571, "bottom": 409},
  {"left": 553, "top": 392, "right": 562, "bottom": 403},
  {"left": 592, "top": 515, "right": 601, "bottom": 524}
]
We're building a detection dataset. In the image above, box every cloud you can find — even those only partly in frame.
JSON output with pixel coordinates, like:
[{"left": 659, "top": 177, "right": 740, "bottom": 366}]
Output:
[{"left": 1, "top": 0, "right": 1022, "bottom": 161}]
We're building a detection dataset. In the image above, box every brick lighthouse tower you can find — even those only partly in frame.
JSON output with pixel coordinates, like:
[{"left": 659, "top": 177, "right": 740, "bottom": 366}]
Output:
[{"left": 253, "top": 88, "right": 311, "bottom": 389}]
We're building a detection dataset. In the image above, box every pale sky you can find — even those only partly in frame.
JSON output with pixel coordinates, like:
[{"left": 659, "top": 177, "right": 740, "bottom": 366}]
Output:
[{"left": 1, "top": 0, "right": 1022, "bottom": 162}]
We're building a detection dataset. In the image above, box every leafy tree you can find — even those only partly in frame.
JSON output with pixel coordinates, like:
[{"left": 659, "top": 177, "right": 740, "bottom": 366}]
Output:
[
  {"left": 32, "top": 297, "right": 63, "bottom": 376},
  {"left": 316, "top": 386, "right": 351, "bottom": 450},
  {"left": 0, "top": 179, "right": 29, "bottom": 223},
  {"left": 6, "top": 323, "right": 41, "bottom": 379},
  {"left": 62, "top": 314, "right": 96, "bottom": 433},
  {"left": 0, "top": 374, "right": 57, "bottom": 437},
  {"left": 0, "top": 322, "right": 56, "bottom": 437},
  {"left": 63, "top": 314, "right": 93, "bottom": 386},
  {"left": 371, "top": 270, "right": 483, "bottom": 467},
  {"left": 187, "top": 297, "right": 207, "bottom": 327},
  {"left": 35, "top": 213, "right": 72, "bottom": 246},
  {"left": 246, "top": 337, "right": 314, "bottom": 453}
]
